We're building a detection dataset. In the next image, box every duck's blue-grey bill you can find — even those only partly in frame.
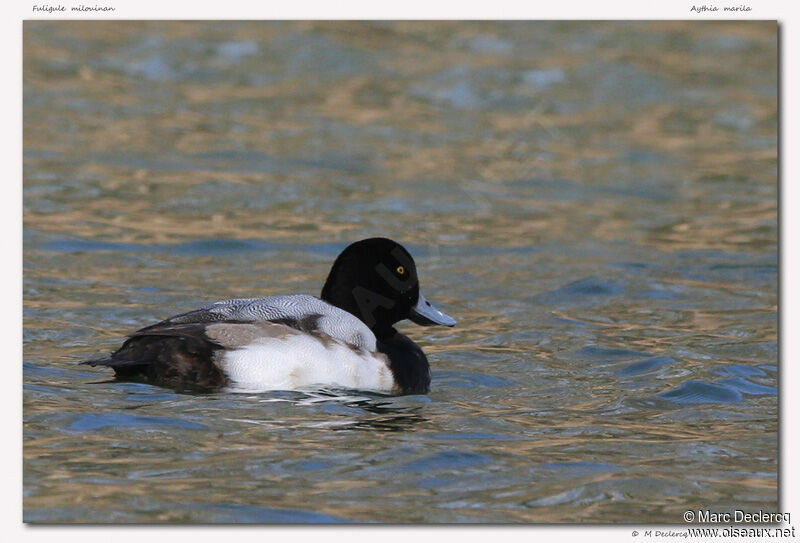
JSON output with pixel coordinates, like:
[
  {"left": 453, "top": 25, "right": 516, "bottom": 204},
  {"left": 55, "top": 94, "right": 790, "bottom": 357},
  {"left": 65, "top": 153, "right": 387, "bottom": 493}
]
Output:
[{"left": 409, "top": 292, "right": 456, "bottom": 327}]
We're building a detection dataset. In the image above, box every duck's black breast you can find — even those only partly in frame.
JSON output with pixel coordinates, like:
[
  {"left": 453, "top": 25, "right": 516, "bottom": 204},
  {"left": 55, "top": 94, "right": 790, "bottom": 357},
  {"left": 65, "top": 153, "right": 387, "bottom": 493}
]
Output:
[{"left": 376, "top": 331, "right": 431, "bottom": 395}]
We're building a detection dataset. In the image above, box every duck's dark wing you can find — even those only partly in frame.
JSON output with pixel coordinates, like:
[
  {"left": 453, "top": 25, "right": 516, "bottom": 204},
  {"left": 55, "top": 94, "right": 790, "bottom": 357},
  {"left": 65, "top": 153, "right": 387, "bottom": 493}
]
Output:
[{"left": 82, "top": 321, "right": 301, "bottom": 390}]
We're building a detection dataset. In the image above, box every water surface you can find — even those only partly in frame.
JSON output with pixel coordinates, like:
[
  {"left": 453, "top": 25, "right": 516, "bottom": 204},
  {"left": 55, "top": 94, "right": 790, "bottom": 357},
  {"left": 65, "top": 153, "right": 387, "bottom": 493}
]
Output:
[{"left": 23, "top": 21, "right": 777, "bottom": 523}]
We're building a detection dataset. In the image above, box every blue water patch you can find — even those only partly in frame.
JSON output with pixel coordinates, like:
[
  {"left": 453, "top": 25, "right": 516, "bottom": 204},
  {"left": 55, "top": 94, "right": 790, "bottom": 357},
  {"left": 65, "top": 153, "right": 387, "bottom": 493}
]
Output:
[
  {"left": 24, "top": 361, "right": 69, "bottom": 378},
  {"left": 171, "top": 239, "right": 280, "bottom": 255},
  {"left": 551, "top": 315, "right": 592, "bottom": 328},
  {"left": 466, "top": 35, "right": 514, "bottom": 55},
  {"left": 521, "top": 68, "right": 565, "bottom": 90},
  {"left": 433, "top": 433, "right": 513, "bottom": 440},
  {"left": 540, "top": 274, "right": 678, "bottom": 302},
  {"left": 576, "top": 346, "right": 651, "bottom": 361},
  {"left": 129, "top": 54, "right": 175, "bottom": 82},
  {"left": 185, "top": 503, "right": 350, "bottom": 523},
  {"left": 714, "top": 364, "right": 768, "bottom": 378},
  {"left": 709, "top": 262, "right": 778, "bottom": 274},
  {"left": 41, "top": 237, "right": 280, "bottom": 255},
  {"left": 36, "top": 234, "right": 549, "bottom": 264},
  {"left": 659, "top": 380, "right": 742, "bottom": 404},
  {"left": 67, "top": 413, "right": 207, "bottom": 432},
  {"left": 124, "top": 392, "right": 182, "bottom": 402},
  {"left": 718, "top": 377, "right": 776, "bottom": 396},
  {"left": 215, "top": 40, "right": 259, "bottom": 61},
  {"left": 507, "top": 177, "right": 580, "bottom": 191},
  {"left": 579, "top": 61, "right": 670, "bottom": 106},
  {"left": 540, "top": 461, "right": 620, "bottom": 473},
  {"left": 49, "top": 148, "right": 373, "bottom": 177},
  {"left": 38, "top": 236, "right": 348, "bottom": 258},
  {"left": 24, "top": 384, "right": 62, "bottom": 395},
  {"left": 41, "top": 238, "right": 156, "bottom": 253},
  {"left": 615, "top": 261, "right": 651, "bottom": 272},
  {"left": 296, "top": 461, "right": 332, "bottom": 471},
  {"left": 624, "top": 150, "right": 673, "bottom": 164},
  {"left": 594, "top": 182, "right": 676, "bottom": 203},
  {"left": 540, "top": 276, "right": 625, "bottom": 299},
  {"left": 191, "top": 149, "right": 372, "bottom": 175},
  {"left": 23, "top": 362, "right": 98, "bottom": 380},
  {"left": 397, "top": 451, "right": 492, "bottom": 472},
  {"left": 416, "top": 475, "right": 459, "bottom": 489},
  {"left": 617, "top": 356, "right": 677, "bottom": 376},
  {"left": 410, "top": 79, "right": 482, "bottom": 110},
  {"left": 434, "top": 370, "right": 511, "bottom": 388},
  {"left": 268, "top": 31, "right": 374, "bottom": 79},
  {"left": 670, "top": 250, "right": 777, "bottom": 284},
  {"left": 508, "top": 176, "right": 675, "bottom": 203},
  {"left": 136, "top": 285, "right": 161, "bottom": 293},
  {"left": 634, "top": 287, "right": 680, "bottom": 300}
]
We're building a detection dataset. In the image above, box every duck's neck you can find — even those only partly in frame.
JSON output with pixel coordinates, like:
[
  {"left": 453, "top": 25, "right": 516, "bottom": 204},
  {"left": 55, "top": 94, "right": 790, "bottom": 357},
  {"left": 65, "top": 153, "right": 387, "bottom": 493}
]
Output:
[
  {"left": 373, "top": 324, "right": 398, "bottom": 341},
  {"left": 376, "top": 331, "right": 431, "bottom": 395}
]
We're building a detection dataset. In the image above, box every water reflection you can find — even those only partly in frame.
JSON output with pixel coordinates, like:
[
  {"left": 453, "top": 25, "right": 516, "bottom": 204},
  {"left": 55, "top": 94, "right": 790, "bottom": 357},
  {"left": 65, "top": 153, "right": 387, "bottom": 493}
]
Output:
[{"left": 232, "top": 392, "right": 429, "bottom": 432}]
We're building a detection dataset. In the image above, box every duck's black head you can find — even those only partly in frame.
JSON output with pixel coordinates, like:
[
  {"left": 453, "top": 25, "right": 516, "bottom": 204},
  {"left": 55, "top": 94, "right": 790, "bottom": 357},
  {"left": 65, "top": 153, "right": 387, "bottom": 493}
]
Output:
[{"left": 321, "top": 238, "right": 456, "bottom": 338}]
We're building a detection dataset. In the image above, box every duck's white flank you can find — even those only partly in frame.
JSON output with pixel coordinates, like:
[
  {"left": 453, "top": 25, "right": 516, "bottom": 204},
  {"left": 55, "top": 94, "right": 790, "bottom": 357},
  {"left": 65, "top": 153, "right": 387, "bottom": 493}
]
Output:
[{"left": 214, "top": 333, "right": 395, "bottom": 393}]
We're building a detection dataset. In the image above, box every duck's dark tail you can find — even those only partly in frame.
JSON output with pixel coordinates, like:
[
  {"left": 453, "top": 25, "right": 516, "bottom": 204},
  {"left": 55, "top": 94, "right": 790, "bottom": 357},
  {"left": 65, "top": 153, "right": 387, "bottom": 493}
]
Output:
[
  {"left": 81, "top": 355, "right": 151, "bottom": 378},
  {"left": 82, "top": 356, "right": 137, "bottom": 367},
  {"left": 81, "top": 327, "right": 227, "bottom": 389}
]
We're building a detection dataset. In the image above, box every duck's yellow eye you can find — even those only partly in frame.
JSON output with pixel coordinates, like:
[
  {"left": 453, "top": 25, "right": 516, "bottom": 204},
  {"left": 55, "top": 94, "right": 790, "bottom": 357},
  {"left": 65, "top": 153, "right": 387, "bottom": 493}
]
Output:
[{"left": 396, "top": 265, "right": 405, "bottom": 275}]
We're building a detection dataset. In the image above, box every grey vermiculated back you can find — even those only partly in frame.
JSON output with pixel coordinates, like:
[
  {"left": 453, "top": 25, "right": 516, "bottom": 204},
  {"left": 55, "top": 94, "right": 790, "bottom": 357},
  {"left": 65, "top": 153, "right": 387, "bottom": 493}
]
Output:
[{"left": 159, "top": 294, "right": 377, "bottom": 351}]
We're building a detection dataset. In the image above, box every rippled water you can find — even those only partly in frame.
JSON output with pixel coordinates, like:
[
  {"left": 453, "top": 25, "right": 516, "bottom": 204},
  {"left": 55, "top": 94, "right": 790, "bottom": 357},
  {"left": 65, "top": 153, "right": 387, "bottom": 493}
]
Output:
[{"left": 23, "top": 21, "right": 777, "bottom": 523}]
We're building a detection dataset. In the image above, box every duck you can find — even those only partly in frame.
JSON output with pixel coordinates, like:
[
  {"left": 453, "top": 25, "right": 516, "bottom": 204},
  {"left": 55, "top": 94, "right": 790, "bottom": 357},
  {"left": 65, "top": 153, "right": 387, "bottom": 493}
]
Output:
[{"left": 82, "top": 237, "right": 455, "bottom": 395}]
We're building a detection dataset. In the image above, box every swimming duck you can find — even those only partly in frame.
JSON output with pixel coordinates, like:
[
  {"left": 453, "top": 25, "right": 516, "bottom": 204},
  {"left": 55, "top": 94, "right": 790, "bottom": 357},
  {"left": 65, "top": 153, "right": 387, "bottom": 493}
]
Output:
[{"left": 83, "top": 238, "right": 455, "bottom": 395}]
